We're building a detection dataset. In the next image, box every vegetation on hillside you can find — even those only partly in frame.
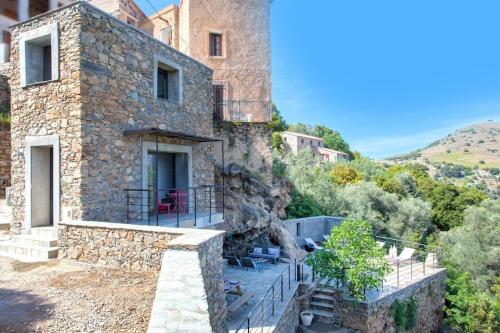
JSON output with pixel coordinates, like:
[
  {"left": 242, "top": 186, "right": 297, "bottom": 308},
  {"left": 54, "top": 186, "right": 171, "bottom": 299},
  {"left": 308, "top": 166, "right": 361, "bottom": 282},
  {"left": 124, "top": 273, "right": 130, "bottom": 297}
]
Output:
[{"left": 270, "top": 107, "right": 499, "bottom": 332}]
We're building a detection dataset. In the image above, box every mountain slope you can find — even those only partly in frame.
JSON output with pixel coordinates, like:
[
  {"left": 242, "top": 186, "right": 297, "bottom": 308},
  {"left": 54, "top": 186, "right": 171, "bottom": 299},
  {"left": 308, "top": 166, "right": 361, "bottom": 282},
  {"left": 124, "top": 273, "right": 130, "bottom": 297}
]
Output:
[{"left": 389, "top": 121, "right": 500, "bottom": 168}]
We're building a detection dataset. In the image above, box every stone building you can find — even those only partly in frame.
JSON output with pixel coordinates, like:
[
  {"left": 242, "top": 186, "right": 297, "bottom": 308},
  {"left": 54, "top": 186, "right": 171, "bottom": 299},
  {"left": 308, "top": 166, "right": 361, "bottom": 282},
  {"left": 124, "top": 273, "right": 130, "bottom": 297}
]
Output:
[
  {"left": 8, "top": 1, "right": 223, "bottom": 234},
  {"left": 281, "top": 131, "right": 350, "bottom": 162}
]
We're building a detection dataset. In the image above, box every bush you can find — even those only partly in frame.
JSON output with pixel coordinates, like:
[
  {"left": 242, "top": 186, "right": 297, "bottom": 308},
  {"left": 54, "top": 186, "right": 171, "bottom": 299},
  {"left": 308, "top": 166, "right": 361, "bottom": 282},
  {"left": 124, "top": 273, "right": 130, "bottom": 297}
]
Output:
[
  {"left": 286, "top": 189, "right": 322, "bottom": 219},
  {"left": 479, "top": 160, "right": 486, "bottom": 164}
]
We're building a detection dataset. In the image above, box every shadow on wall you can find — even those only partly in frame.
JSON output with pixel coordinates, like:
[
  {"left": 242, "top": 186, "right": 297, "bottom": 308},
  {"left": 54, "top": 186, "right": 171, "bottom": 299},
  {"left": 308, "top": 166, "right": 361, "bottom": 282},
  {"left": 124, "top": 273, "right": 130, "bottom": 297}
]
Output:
[{"left": 0, "top": 288, "right": 55, "bottom": 332}]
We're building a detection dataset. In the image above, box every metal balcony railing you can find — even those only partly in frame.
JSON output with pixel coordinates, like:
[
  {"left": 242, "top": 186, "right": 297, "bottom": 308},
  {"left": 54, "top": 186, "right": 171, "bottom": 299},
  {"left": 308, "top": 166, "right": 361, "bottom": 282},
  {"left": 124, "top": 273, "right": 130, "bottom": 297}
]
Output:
[
  {"left": 213, "top": 100, "right": 272, "bottom": 123},
  {"left": 233, "top": 259, "right": 305, "bottom": 333},
  {"left": 125, "top": 185, "right": 225, "bottom": 228}
]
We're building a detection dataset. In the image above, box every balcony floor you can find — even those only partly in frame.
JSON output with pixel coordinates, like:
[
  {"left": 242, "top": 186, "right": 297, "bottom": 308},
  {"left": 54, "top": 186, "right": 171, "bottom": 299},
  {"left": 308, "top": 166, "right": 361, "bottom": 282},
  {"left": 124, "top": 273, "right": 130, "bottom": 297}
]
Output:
[{"left": 127, "top": 212, "right": 224, "bottom": 229}]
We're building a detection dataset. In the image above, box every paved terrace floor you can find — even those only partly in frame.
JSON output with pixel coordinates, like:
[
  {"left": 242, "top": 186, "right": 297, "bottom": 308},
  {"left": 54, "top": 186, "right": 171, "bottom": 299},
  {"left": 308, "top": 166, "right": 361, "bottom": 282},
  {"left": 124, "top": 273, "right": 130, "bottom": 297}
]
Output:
[{"left": 224, "top": 261, "right": 302, "bottom": 333}]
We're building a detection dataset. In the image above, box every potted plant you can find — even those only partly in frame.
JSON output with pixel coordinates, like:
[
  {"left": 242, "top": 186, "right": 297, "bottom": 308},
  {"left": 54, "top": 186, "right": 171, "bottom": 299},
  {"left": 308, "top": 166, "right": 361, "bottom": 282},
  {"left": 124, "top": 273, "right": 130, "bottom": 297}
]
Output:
[{"left": 300, "top": 311, "right": 314, "bottom": 326}]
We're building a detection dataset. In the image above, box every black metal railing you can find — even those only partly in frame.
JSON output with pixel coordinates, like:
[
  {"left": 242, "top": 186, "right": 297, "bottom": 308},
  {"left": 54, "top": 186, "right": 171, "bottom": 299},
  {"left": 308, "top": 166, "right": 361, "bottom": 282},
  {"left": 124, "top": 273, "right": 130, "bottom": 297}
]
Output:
[
  {"left": 233, "top": 259, "right": 305, "bottom": 333},
  {"left": 214, "top": 100, "right": 272, "bottom": 123},
  {"left": 125, "top": 185, "right": 224, "bottom": 228}
]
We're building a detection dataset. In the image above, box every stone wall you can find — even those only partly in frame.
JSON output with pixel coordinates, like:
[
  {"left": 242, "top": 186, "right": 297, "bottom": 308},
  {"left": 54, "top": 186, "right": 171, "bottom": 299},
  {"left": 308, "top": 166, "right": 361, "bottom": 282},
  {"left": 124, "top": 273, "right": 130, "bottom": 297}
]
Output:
[
  {"left": 180, "top": 0, "right": 271, "bottom": 122},
  {"left": 58, "top": 220, "right": 184, "bottom": 271},
  {"left": 0, "top": 129, "right": 10, "bottom": 199},
  {"left": 0, "top": 67, "right": 10, "bottom": 199},
  {"left": 273, "top": 297, "right": 300, "bottom": 333},
  {"left": 148, "top": 227, "right": 227, "bottom": 333},
  {"left": 328, "top": 269, "right": 446, "bottom": 333}
]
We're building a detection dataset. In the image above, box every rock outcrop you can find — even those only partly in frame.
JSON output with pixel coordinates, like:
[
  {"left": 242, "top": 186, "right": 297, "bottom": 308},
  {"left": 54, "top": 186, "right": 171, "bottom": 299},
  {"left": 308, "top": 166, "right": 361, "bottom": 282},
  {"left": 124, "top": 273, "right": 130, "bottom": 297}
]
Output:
[{"left": 219, "top": 163, "right": 303, "bottom": 259}]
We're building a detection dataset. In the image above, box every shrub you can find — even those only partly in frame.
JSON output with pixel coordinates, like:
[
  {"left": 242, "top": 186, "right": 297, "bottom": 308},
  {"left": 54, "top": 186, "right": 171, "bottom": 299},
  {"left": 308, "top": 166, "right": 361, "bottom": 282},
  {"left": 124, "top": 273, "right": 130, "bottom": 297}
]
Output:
[{"left": 479, "top": 160, "right": 486, "bottom": 164}]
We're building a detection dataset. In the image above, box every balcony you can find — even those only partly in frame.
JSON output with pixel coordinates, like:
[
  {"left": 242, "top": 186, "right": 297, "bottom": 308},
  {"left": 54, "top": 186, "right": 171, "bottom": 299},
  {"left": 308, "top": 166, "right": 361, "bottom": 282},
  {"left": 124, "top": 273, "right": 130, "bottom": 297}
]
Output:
[
  {"left": 213, "top": 100, "right": 272, "bottom": 123},
  {"left": 125, "top": 186, "right": 225, "bottom": 228}
]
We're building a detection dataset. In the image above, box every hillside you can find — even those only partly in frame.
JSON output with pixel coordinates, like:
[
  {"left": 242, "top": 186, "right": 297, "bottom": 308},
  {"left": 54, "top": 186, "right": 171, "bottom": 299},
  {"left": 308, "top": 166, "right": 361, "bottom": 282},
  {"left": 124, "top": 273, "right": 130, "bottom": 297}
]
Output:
[{"left": 387, "top": 121, "right": 500, "bottom": 168}]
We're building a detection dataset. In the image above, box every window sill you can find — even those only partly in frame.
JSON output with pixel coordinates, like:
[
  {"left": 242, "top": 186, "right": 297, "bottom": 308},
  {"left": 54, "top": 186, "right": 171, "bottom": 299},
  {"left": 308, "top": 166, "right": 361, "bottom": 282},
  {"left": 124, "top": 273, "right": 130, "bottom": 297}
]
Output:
[
  {"left": 22, "top": 78, "right": 59, "bottom": 88},
  {"left": 208, "top": 55, "right": 226, "bottom": 60},
  {"left": 155, "top": 97, "right": 183, "bottom": 107}
]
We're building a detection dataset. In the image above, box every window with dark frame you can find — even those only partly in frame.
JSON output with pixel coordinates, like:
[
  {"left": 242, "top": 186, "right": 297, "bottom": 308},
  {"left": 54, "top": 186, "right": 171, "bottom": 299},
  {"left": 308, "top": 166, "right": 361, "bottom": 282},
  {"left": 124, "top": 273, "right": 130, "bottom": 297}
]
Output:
[
  {"left": 209, "top": 32, "right": 222, "bottom": 56},
  {"left": 213, "top": 84, "right": 224, "bottom": 117},
  {"left": 157, "top": 67, "right": 169, "bottom": 100}
]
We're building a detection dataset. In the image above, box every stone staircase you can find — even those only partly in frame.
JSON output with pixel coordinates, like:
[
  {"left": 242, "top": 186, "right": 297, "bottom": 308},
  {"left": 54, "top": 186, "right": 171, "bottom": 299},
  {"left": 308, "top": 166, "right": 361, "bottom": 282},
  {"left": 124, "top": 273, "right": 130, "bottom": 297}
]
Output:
[
  {"left": 309, "top": 285, "right": 337, "bottom": 324},
  {"left": 0, "top": 226, "right": 59, "bottom": 260}
]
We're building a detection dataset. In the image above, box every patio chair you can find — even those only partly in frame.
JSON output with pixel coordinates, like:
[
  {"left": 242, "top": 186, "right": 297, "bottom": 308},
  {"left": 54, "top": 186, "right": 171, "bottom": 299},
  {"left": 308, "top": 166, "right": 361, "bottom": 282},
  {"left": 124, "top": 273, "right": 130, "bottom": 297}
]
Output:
[
  {"left": 304, "top": 238, "right": 323, "bottom": 251},
  {"left": 157, "top": 191, "right": 174, "bottom": 215},
  {"left": 396, "top": 247, "right": 415, "bottom": 263},
  {"left": 248, "top": 246, "right": 281, "bottom": 264},
  {"left": 240, "top": 257, "right": 262, "bottom": 272},
  {"left": 227, "top": 256, "right": 242, "bottom": 269}
]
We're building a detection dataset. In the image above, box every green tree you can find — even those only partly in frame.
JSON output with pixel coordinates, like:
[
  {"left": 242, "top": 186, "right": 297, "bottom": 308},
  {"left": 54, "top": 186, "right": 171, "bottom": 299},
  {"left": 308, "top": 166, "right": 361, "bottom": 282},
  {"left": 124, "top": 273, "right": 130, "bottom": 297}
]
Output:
[
  {"left": 442, "top": 199, "right": 500, "bottom": 291},
  {"left": 272, "top": 132, "right": 285, "bottom": 153},
  {"left": 306, "top": 219, "right": 392, "bottom": 300},
  {"left": 323, "top": 131, "right": 351, "bottom": 154},
  {"left": 268, "top": 103, "right": 288, "bottom": 133},
  {"left": 286, "top": 189, "right": 322, "bottom": 218}
]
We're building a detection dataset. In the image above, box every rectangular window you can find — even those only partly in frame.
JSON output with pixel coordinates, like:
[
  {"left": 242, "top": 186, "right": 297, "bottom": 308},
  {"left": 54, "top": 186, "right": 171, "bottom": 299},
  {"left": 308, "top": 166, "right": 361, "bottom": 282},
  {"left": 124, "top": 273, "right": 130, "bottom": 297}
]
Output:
[
  {"left": 157, "top": 68, "right": 169, "bottom": 100},
  {"left": 209, "top": 32, "right": 222, "bottom": 56},
  {"left": 154, "top": 57, "right": 182, "bottom": 103},
  {"left": 301, "top": 138, "right": 304, "bottom": 144},
  {"left": 310, "top": 140, "right": 313, "bottom": 146},
  {"left": 213, "top": 84, "right": 224, "bottom": 118},
  {"left": 20, "top": 23, "right": 59, "bottom": 87},
  {"left": 296, "top": 223, "right": 301, "bottom": 236}
]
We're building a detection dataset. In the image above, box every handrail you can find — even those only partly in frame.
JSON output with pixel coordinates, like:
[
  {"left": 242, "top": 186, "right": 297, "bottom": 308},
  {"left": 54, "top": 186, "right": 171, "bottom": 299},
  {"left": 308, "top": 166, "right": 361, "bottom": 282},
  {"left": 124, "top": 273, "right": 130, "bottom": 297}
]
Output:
[{"left": 233, "top": 259, "right": 304, "bottom": 333}]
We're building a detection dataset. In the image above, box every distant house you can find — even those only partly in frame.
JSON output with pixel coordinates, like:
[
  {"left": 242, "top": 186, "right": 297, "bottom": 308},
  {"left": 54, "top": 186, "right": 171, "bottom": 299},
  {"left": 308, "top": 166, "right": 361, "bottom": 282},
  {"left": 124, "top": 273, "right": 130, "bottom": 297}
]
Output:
[{"left": 281, "top": 131, "right": 350, "bottom": 162}]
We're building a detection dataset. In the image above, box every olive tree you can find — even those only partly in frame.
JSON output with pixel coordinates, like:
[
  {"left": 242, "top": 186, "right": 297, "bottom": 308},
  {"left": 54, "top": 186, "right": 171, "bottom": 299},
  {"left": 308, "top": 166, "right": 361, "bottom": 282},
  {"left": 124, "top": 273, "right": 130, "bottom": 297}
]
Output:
[{"left": 306, "top": 219, "right": 392, "bottom": 300}]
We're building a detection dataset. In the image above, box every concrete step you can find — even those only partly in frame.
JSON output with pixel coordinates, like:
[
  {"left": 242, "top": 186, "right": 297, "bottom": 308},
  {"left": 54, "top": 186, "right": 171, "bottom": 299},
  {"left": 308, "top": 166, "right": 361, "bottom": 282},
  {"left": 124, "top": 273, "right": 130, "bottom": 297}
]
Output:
[
  {"left": 30, "top": 227, "right": 56, "bottom": 239},
  {"left": 312, "top": 293, "right": 334, "bottom": 302},
  {"left": 310, "top": 301, "right": 335, "bottom": 309},
  {"left": 309, "top": 308, "right": 334, "bottom": 319},
  {"left": 11, "top": 234, "right": 57, "bottom": 247},
  {"left": 316, "top": 287, "right": 335, "bottom": 294},
  {"left": 0, "top": 240, "right": 58, "bottom": 259}
]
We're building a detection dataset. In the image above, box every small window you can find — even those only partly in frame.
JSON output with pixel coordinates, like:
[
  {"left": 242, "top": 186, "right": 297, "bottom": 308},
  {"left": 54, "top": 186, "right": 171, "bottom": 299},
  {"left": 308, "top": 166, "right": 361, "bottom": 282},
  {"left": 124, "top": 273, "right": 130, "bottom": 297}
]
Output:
[
  {"left": 284, "top": 137, "right": 287, "bottom": 142},
  {"left": 154, "top": 57, "right": 182, "bottom": 103},
  {"left": 209, "top": 32, "right": 223, "bottom": 56},
  {"left": 296, "top": 223, "right": 301, "bottom": 237},
  {"left": 127, "top": 16, "right": 138, "bottom": 27},
  {"left": 20, "top": 23, "right": 59, "bottom": 87},
  {"left": 301, "top": 138, "right": 304, "bottom": 144},
  {"left": 310, "top": 140, "right": 313, "bottom": 146}
]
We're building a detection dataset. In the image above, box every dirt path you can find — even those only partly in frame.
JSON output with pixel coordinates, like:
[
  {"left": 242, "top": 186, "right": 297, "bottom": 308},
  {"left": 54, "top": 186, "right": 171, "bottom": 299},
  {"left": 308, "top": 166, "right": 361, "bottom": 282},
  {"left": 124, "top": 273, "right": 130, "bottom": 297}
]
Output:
[{"left": 0, "top": 256, "right": 158, "bottom": 333}]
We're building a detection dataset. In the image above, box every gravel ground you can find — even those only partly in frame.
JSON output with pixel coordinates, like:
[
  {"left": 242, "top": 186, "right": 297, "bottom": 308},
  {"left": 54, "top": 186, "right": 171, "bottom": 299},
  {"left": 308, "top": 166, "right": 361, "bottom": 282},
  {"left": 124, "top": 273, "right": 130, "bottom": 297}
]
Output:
[{"left": 0, "top": 256, "right": 158, "bottom": 333}]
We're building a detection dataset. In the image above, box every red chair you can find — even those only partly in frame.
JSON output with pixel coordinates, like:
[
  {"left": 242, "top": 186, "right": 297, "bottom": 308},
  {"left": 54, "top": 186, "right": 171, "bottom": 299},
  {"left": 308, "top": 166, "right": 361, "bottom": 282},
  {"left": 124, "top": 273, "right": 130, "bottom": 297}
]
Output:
[{"left": 157, "top": 192, "right": 174, "bottom": 215}]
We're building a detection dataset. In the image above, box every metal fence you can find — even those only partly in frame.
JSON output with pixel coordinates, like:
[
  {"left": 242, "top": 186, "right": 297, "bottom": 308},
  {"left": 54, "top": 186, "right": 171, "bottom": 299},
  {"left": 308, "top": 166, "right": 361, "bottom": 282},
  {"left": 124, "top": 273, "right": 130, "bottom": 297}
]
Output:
[
  {"left": 233, "top": 259, "right": 305, "bottom": 333},
  {"left": 214, "top": 100, "right": 272, "bottom": 123},
  {"left": 375, "top": 236, "right": 442, "bottom": 288},
  {"left": 125, "top": 185, "right": 224, "bottom": 227}
]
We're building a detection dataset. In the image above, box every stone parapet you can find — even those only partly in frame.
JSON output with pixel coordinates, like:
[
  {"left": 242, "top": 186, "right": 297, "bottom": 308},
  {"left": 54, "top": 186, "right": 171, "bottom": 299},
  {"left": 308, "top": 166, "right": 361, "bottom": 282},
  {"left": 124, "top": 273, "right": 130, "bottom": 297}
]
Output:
[
  {"left": 327, "top": 269, "right": 446, "bottom": 333},
  {"left": 148, "top": 229, "right": 227, "bottom": 333},
  {"left": 58, "top": 220, "right": 186, "bottom": 271}
]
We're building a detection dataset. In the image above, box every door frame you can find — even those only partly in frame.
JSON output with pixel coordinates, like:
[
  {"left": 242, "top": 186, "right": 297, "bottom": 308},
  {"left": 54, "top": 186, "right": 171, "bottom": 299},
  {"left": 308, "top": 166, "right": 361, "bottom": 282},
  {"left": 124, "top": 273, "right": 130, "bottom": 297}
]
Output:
[{"left": 25, "top": 135, "right": 60, "bottom": 232}]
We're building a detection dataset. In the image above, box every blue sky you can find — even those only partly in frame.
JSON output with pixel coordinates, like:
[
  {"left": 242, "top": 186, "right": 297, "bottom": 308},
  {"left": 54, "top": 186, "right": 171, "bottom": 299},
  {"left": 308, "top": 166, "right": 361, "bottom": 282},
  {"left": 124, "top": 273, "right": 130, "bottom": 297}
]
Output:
[{"left": 137, "top": 0, "right": 500, "bottom": 158}]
